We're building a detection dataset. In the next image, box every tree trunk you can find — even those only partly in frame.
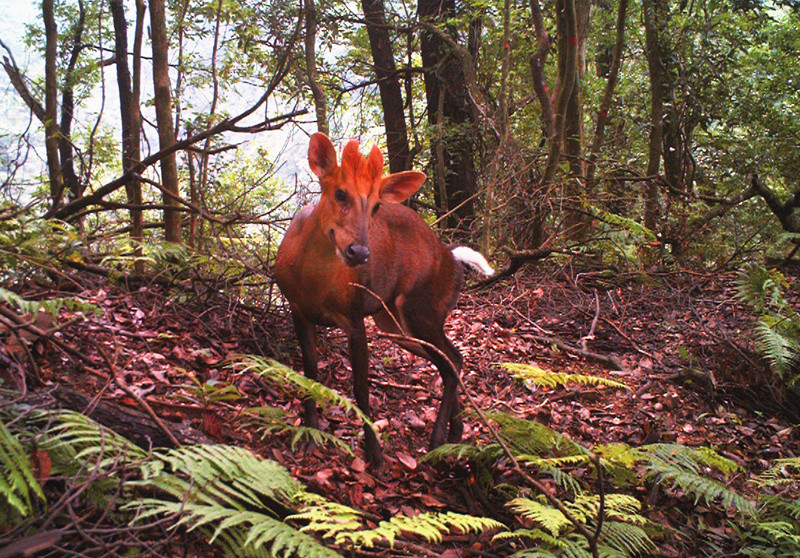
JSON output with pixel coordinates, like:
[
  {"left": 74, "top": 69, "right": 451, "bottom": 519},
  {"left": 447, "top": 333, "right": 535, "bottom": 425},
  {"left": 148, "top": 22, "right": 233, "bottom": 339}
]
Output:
[
  {"left": 586, "top": 0, "right": 629, "bottom": 190},
  {"left": 305, "top": 0, "right": 328, "bottom": 134},
  {"left": 642, "top": 0, "right": 665, "bottom": 231},
  {"left": 43, "top": 0, "right": 64, "bottom": 210},
  {"left": 59, "top": 0, "right": 84, "bottom": 205},
  {"left": 529, "top": 0, "right": 555, "bottom": 140},
  {"left": 362, "top": 0, "right": 410, "bottom": 172},
  {"left": 560, "top": 0, "right": 592, "bottom": 239},
  {"left": 110, "top": 0, "right": 144, "bottom": 273},
  {"left": 539, "top": 0, "right": 578, "bottom": 189},
  {"left": 418, "top": 0, "right": 477, "bottom": 234},
  {"left": 132, "top": 0, "right": 146, "bottom": 263},
  {"left": 149, "top": 0, "right": 182, "bottom": 243}
]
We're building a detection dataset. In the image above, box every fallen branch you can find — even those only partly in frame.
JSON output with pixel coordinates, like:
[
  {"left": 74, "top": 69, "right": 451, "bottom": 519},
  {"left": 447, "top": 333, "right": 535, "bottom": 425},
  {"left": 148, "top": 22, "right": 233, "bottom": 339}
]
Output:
[
  {"left": 519, "top": 330, "right": 628, "bottom": 372},
  {"left": 473, "top": 246, "right": 554, "bottom": 289}
]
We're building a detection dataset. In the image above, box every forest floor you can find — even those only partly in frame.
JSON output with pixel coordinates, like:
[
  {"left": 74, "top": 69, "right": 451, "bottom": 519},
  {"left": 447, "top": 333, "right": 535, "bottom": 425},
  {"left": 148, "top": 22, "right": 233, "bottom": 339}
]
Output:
[{"left": 8, "top": 262, "right": 800, "bottom": 556}]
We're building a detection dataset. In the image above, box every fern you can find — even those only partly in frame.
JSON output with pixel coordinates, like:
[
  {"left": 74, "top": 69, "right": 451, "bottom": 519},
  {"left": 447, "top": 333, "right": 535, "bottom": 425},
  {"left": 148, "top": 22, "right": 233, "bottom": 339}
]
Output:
[
  {"left": 584, "top": 205, "right": 657, "bottom": 241},
  {"left": 0, "top": 287, "right": 102, "bottom": 320},
  {"left": 735, "top": 264, "right": 800, "bottom": 381},
  {"left": 637, "top": 443, "right": 755, "bottom": 515},
  {"left": 289, "top": 494, "right": 363, "bottom": 540},
  {"left": 488, "top": 411, "right": 590, "bottom": 460},
  {"left": 133, "top": 500, "right": 341, "bottom": 558},
  {"left": 423, "top": 441, "right": 500, "bottom": 464},
  {"left": 508, "top": 497, "right": 573, "bottom": 536},
  {"left": 753, "top": 318, "right": 800, "bottom": 375},
  {"left": 43, "top": 410, "right": 148, "bottom": 470},
  {"left": 334, "top": 511, "right": 503, "bottom": 548},
  {"left": 232, "top": 355, "right": 374, "bottom": 430},
  {"left": 129, "top": 445, "right": 341, "bottom": 558},
  {"left": 0, "top": 420, "right": 45, "bottom": 522},
  {"left": 242, "top": 406, "right": 354, "bottom": 455},
  {"left": 758, "top": 457, "right": 800, "bottom": 488},
  {"left": 502, "top": 496, "right": 657, "bottom": 557},
  {"left": 501, "top": 363, "right": 628, "bottom": 390}
]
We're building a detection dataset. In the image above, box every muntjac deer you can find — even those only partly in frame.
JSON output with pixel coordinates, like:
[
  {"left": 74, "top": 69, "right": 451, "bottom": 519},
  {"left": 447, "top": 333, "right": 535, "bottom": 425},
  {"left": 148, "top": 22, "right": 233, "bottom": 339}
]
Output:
[{"left": 275, "top": 133, "right": 493, "bottom": 468}]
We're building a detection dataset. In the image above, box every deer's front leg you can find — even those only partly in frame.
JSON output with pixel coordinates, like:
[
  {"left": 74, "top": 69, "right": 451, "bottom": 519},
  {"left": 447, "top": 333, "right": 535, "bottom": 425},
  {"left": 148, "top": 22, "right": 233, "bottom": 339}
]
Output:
[
  {"left": 292, "top": 311, "right": 320, "bottom": 429},
  {"left": 350, "top": 318, "right": 383, "bottom": 469}
]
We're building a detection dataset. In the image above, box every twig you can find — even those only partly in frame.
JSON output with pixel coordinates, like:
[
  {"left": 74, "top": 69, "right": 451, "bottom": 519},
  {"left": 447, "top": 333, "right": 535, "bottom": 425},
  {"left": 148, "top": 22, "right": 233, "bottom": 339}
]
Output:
[
  {"left": 93, "top": 344, "right": 181, "bottom": 448},
  {"left": 579, "top": 290, "right": 600, "bottom": 353},
  {"left": 519, "top": 330, "right": 628, "bottom": 372}
]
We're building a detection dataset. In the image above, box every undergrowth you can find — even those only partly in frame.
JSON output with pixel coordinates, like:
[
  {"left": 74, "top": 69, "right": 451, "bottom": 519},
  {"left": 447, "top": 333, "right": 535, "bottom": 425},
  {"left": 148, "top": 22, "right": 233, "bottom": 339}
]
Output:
[{"left": 3, "top": 361, "right": 798, "bottom": 556}]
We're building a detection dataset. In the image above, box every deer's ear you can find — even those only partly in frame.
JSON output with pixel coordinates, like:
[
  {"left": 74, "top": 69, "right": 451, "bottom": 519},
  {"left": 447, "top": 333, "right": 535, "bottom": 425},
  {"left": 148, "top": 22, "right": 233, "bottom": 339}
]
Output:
[
  {"left": 308, "top": 133, "right": 337, "bottom": 177},
  {"left": 366, "top": 144, "right": 385, "bottom": 183},
  {"left": 379, "top": 171, "right": 426, "bottom": 203}
]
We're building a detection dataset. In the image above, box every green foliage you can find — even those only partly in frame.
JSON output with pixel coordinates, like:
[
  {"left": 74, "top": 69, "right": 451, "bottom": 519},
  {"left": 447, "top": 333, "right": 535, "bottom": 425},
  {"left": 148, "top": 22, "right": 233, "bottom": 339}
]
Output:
[
  {"left": 232, "top": 355, "right": 374, "bottom": 430},
  {"left": 130, "top": 445, "right": 340, "bottom": 558},
  {"left": 0, "top": 209, "right": 83, "bottom": 278},
  {"left": 501, "top": 362, "right": 628, "bottom": 390},
  {"left": 130, "top": 443, "right": 501, "bottom": 556},
  {"left": 242, "top": 405, "right": 354, "bottom": 455},
  {"left": 175, "top": 369, "right": 243, "bottom": 408},
  {"left": 635, "top": 443, "right": 754, "bottom": 515},
  {"left": 0, "top": 420, "right": 45, "bottom": 524},
  {"left": 0, "top": 288, "right": 101, "bottom": 321},
  {"left": 336, "top": 511, "right": 504, "bottom": 548},
  {"left": 735, "top": 263, "right": 800, "bottom": 382},
  {"left": 100, "top": 240, "right": 198, "bottom": 273},
  {"left": 1, "top": 392, "right": 501, "bottom": 556},
  {"left": 426, "top": 400, "right": 755, "bottom": 556}
]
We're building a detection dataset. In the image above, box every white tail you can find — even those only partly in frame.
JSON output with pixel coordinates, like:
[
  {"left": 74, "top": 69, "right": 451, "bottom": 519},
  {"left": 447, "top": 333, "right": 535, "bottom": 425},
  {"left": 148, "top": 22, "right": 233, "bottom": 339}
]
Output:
[{"left": 451, "top": 246, "right": 495, "bottom": 276}]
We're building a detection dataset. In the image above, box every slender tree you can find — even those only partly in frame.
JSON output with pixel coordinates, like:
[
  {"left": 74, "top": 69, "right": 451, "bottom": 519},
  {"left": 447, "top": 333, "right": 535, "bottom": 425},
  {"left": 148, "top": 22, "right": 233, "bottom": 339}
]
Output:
[
  {"left": 642, "top": 0, "right": 665, "bottom": 230},
  {"left": 304, "top": 0, "right": 329, "bottom": 134},
  {"left": 586, "top": 0, "right": 629, "bottom": 190},
  {"left": 110, "top": 0, "right": 144, "bottom": 272},
  {"left": 418, "top": 0, "right": 477, "bottom": 234},
  {"left": 59, "top": 0, "right": 85, "bottom": 204},
  {"left": 149, "top": 0, "right": 181, "bottom": 243},
  {"left": 43, "top": 0, "right": 64, "bottom": 210},
  {"left": 361, "top": 0, "right": 410, "bottom": 172}
]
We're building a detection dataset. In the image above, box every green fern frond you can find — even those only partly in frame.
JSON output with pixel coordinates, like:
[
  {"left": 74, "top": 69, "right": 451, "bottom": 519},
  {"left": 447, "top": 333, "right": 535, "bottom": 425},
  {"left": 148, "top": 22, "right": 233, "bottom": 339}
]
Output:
[
  {"left": 290, "top": 495, "right": 363, "bottom": 540},
  {"left": 734, "top": 264, "right": 787, "bottom": 310},
  {"left": 487, "top": 411, "right": 590, "bottom": 459},
  {"left": 422, "top": 442, "right": 502, "bottom": 464},
  {"left": 759, "top": 495, "right": 800, "bottom": 522},
  {"left": 337, "top": 510, "right": 503, "bottom": 548},
  {"left": 584, "top": 205, "right": 657, "bottom": 241},
  {"left": 145, "top": 445, "right": 303, "bottom": 507},
  {"left": 690, "top": 446, "right": 744, "bottom": 476},
  {"left": 133, "top": 500, "right": 341, "bottom": 558},
  {"left": 639, "top": 444, "right": 755, "bottom": 515},
  {"left": 758, "top": 457, "right": 800, "bottom": 488},
  {"left": 593, "top": 444, "right": 641, "bottom": 487},
  {"left": 0, "top": 420, "right": 45, "bottom": 520},
  {"left": 508, "top": 497, "right": 572, "bottom": 536},
  {"left": 0, "top": 287, "right": 102, "bottom": 320},
  {"left": 43, "top": 410, "right": 148, "bottom": 470},
  {"left": 129, "top": 445, "right": 345, "bottom": 557},
  {"left": 500, "top": 363, "right": 628, "bottom": 390},
  {"left": 497, "top": 528, "right": 591, "bottom": 557},
  {"left": 753, "top": 319, "right": 800, "bottom": 375},
  {"left": 244, "top": 406, "right": 354, "bottom": 455},
  {"left": 516, "top": 454, "right": 593, "bottom": 469},
  {"left": 232, "top": 355, "right": 374, "bottom": 430},
  {"left": 596, "top": 520, "right": 657, "bottom": 556}
]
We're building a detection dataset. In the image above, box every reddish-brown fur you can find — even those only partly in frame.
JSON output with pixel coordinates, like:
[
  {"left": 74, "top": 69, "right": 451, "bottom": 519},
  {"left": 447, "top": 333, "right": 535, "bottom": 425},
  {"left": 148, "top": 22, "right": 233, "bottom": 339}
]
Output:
[{"left": 275, "top": 133, "right": 467, "bottom": 468}]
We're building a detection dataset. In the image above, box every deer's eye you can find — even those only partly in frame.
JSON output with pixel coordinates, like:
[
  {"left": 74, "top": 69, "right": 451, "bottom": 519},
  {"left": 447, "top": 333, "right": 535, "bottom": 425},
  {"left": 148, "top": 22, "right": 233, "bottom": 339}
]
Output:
[{"left": 334, "top": 189, "right": 348, "bottom": 203}]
